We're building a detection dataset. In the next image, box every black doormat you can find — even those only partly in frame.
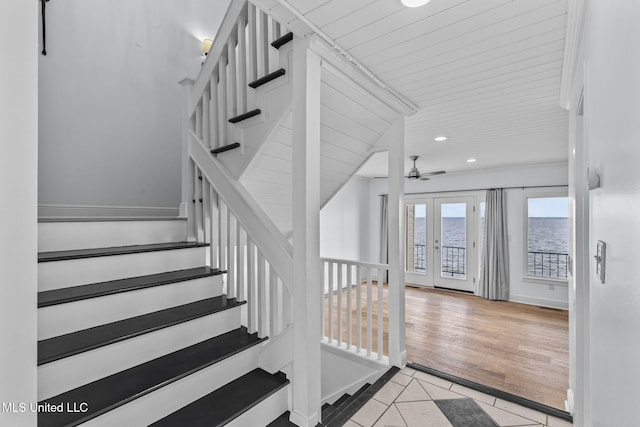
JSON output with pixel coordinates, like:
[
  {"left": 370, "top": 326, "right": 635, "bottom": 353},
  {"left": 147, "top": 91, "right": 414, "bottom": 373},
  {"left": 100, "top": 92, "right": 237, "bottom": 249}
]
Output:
[{"left": 434, "top": 398, "right": 499, "bottom": 427}]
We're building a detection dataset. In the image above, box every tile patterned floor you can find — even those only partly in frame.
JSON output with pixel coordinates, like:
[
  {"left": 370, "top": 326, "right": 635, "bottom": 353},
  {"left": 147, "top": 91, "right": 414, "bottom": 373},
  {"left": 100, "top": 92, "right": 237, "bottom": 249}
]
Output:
[{"left": 347, "top": 367, "right": 573, "bottom": 427}]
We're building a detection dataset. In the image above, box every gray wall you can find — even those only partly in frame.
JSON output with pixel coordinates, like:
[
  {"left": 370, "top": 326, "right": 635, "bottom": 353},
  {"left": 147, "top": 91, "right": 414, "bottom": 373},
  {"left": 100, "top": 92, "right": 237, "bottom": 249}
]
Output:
[{"left": 39, "top": 0, "right": 230, "bottom": 210}]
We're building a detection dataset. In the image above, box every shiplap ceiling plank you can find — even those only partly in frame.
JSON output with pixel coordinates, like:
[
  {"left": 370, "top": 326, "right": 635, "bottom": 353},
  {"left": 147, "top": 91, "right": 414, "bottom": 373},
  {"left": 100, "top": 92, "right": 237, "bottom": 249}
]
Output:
[{"left": 320, "top": 104, "right": 382, "bottom": 143}]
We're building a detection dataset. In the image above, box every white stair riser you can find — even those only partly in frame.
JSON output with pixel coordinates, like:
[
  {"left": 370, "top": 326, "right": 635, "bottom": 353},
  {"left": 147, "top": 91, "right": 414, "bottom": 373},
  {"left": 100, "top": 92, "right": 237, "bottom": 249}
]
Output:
[
  {"left": 38, "top": 247, "right": 207, "bottom": 291},
  {"left": 226, "top": 385, "right": 289, "bottom": 427},
  {"left": 38, "top": 306, "right": 241, "bottom": 400},
  {"left": 81, "top": 345, "right": 261, "bottom": 427},
  {"left": 38, "top": 275, "right": 224, "bottom": 340},
  {"left": 38, "top": 220, "right": 187, "bottom": 252}
]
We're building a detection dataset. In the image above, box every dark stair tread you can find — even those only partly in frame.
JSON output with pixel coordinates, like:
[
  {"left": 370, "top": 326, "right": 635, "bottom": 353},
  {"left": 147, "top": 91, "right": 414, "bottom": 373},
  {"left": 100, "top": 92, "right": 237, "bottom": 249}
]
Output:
[
  {"left": 321, "top": 393, "right": 352, "bottom": 421},
  {"left": 210, "top": 142, "right": 241, "bottom": 156},
  {"left": 150, "top": 368, "right": 289, "bottom": 427},
  {"left": 249, "top": 68, "right": 286, "bottom": 89},
  {"left": 267, "top": 411, "right": 297, "bottom": 426},
  {"left": 38, "top": 267, "right": 225, "bottom": 308},
  {"left": 271, "top": 32, "right": 293, "bottom": 49},
  {"left": 38, "top": 296, "right": 244, "bottom": 365},
  {"left": 323, "top": 384, "right": 370, "bottom": 426},
  {"left": 325, "top": 367, "right": 400, "bottom": 427},
  {"left": 38, "top": 241, "right": 209, "bottom": 263},
  {"left": 38, "top": 327, "right": 265, "bottom": 427},
  {"left": 228, "top": 108, "right": 261, "bottom": 123}
]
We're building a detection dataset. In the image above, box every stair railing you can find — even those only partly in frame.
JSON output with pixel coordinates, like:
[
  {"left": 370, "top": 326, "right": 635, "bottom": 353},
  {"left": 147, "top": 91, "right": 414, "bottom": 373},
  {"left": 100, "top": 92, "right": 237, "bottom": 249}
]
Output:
[
  {"left": 188, "top": 0, "right": 286, "bottom": 152},
  {"left": 321, "top": 257, "right": 390, "bottom": 362},
  {"left": 180, "top": 0, "right": 293, "bottom": 342}
]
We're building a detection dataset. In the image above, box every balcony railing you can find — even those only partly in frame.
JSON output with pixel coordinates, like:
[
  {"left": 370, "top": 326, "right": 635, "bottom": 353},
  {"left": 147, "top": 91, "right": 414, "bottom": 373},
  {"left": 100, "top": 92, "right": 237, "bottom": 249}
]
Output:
[
  {"left": 528, "top": 251, "right": 569, "bottom": 279},
  {"left": 412, "top": 244, "right": 466, "bottom": 277}
]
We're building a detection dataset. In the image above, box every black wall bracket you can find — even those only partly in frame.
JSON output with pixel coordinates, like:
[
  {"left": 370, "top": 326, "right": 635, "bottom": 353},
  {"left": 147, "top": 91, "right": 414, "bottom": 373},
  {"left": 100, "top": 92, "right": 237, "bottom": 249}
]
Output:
[{"left": 41, "top": 0, "right": 50, "bottom": 55}]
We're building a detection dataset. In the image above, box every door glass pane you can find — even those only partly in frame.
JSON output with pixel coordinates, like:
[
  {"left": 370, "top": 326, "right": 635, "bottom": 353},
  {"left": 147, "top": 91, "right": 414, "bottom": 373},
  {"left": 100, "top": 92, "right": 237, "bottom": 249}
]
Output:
[
  {"left": 405, "top": 204, "right": 427, "bottom": 273},
  {"left": 441, "top": 203, "right": 466, "bottom": 278}
]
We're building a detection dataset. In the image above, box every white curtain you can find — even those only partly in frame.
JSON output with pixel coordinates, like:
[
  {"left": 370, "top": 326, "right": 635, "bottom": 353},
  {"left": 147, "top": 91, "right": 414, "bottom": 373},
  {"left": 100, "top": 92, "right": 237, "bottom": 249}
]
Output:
[
  {"left": 379, "top": 195, "right": 389, "bottom": 283},
  {"left": 478, "top": 189, "right": 509, "bottom": 300}
]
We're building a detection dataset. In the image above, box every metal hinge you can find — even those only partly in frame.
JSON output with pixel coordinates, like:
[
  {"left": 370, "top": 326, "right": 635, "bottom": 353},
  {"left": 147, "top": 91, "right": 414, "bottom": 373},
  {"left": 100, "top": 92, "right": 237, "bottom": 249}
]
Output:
[
  {"left": 473, "top": 205, "right": 476, "bottom": 212},
  {"left": 473, "top": 277, "right": 476, "bottom": 284},
  {"left": 473, "top": 241, "right": 476, "bottom": 248}
]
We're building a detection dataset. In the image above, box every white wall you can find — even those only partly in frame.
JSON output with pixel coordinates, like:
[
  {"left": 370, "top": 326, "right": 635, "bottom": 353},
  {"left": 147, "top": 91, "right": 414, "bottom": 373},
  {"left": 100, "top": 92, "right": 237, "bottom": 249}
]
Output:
[
  {"left": 320, "top": 176, "right": 370, "bottom": 261},
  {"left": 584, "top": 2, "right": 640, "bottom": 424},
  {"left": 38, "top": 0, "right": 230, "bottom": 211},
  {"left": 368, "top": 162, "right": 570, "bottom": 308},
  {"left": 0, "top": 1, "right": 38, "bottom": 425}
]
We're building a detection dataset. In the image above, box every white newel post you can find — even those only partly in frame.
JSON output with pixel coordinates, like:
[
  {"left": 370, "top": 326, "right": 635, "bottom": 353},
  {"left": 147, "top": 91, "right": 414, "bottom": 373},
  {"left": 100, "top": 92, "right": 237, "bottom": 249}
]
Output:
[
  {"left": 290, "top": 36, "right": 322, "bottom": 427},
  {"left": 179, "top": 78, "right": 196, "bottom": 241},
  {"left": 388, "top": 118, "right": 407, "bottom": 367}
]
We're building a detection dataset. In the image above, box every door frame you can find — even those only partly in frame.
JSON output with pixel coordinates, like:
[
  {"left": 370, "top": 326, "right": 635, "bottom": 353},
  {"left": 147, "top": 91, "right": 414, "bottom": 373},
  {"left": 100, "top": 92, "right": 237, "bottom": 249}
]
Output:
[{"left": 404, "top": 192, "right": 484, "bottom": 293}]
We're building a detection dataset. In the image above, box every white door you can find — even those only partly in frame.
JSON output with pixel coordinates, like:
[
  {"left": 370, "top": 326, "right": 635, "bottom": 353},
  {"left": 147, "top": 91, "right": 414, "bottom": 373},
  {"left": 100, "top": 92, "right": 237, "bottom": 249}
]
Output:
[
  {"left": 405, "top": 196, "right": 476, "bottom": 292},
  {"left": 434, "top": 197, "right": 475, "bottom": 292}
]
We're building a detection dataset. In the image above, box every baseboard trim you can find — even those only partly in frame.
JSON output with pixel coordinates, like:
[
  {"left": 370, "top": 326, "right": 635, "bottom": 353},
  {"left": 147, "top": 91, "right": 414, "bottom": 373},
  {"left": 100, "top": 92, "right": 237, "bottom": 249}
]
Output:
[
  {"left": 508, "top": 295, "right": 569, "bottom": 310},
  {"left": 407, "top": 363, "right": 573, "bottom": 422},
  {"left": 38, "top": 204, "right": 180, "bottom": 219}
]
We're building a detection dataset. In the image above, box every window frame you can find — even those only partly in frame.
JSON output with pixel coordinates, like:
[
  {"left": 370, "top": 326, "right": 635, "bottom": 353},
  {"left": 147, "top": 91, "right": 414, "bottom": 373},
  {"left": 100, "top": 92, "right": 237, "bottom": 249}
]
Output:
[{"left": 522, "top": 190, "right": 570, "bottom": 284}]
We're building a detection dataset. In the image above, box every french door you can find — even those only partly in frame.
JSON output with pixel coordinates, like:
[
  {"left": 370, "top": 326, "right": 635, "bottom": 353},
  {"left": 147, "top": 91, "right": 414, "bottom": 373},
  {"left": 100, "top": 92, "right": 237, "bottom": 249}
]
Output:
[{"left": 405, "top": 196, "right": 476, "bottom": 292}]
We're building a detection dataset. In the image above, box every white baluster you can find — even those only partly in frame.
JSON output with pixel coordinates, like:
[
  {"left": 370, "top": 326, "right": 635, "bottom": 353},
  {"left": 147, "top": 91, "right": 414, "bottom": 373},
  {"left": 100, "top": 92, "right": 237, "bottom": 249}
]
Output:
[
  {"left": 283, "top": 285, "right": 292, "bottom": 329},
  {"left": 247, "top": 238, "right": 256, "bottom": 334},
  {"left": 210, "top": 71, "right": 218, "bottom": 149},
  {"left": 219, "top": 51, "right": 228, "bottom": 144},
  {"left": 377, "top": 268, "right": 384, "bottom": 359},
  {"left": 367, "top": 267, "right": 373, "bottom": 356},
  {"left": 194, "top": 167, "right": 203, "bottom": 242},
  {"left": 237, "top": 14, "right": 247, "bottom": 113},
  {"left": 202, "top": 87, "right": 210, "bottom": 148},
  {"left": 219, "top": 200, "right": 227, "bottom": 271},
  {"left": 227, "top": 34, "right": 237, "bottom": 117},
  {"left": 347, "top": 263, "right": 353, "bottom": 350},
  {"left": 259, "top": 10, "right": 268, "bottom": 77},
  {"left": 257, "top": 251, "right": 266, "bottom": 337},
  {"left": 328, "top": 261, "right": 333, "bottom": 343},
  {"left": 269, "top": 264, "right": 278, "bottom": 336},
  {"left": 247, "top": 3, "right": 257, "bottom": 82},
  {"left": 237, "top": 225, "right": 245, "bottom": 302},
  {"left": 210, "top": 188, "right": 218, "bottom": 269},
  {"left": 195, "top": 102, "right": 203, "bottom": 141},
  {"left": 202, "top": 178, "right": 211, "bottom": 249},
  {"left": 337, "top": 262, "right": 343, "bottom": 346},
  {"left": 227, "top": 209, "right": 235, "bottom": 299},
  {"left": 356, "top": 266, "right": 362, "bottom": 352}
]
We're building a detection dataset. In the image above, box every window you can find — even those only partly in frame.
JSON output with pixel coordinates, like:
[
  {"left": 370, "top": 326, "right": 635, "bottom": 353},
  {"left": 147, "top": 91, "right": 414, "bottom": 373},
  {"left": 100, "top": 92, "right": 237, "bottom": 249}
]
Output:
[{"left": 525, "top": 195, "right": 569, "bottom": 279}]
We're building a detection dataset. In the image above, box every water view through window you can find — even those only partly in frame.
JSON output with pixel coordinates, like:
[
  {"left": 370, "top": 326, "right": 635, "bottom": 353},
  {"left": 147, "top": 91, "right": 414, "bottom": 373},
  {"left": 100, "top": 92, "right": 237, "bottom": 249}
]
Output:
[{"left": 527, "top": 197, "right": 569, "bottom": 279}]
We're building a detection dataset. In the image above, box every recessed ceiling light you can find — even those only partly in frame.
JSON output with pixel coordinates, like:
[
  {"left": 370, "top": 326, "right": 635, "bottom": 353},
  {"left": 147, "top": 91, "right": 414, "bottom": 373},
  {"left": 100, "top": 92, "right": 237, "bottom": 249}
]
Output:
[
  {"left": 434, "top": 136, "right": 448, "bottom": 142},
  {"left": 401, "top": 0, "right": 431, "bottom": 7},
  {"left": 466, "top": 158, "right": 476, "bottom": 163}
]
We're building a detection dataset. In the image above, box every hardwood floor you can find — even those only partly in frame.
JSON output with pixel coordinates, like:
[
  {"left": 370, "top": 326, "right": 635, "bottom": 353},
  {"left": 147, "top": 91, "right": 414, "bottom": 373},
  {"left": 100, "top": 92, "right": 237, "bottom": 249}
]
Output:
[{"left": 323, "top": 284, "right": 568, "bottom": 410}]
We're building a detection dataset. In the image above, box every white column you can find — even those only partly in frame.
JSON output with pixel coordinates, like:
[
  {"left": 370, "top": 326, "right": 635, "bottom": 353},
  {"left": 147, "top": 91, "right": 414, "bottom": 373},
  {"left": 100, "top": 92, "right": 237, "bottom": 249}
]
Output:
[
  {"left": 290, "top": 36, "right": 322, "bottom": 427},
  {"left": 387, "top": 118, "right": 407, "bottom": 367},
  {"left": 179, "top": 78, "right": 196, "bottom": 241},
  {"left": 0, "top": 1, "right": 37, "bottom": 425}
]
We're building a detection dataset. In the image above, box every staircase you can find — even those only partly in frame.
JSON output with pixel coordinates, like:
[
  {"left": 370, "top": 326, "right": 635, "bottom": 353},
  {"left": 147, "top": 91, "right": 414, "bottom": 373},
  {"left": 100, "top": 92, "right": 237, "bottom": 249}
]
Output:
[{"left": 37, "top": 218, "right": 292, "bottom": 426}]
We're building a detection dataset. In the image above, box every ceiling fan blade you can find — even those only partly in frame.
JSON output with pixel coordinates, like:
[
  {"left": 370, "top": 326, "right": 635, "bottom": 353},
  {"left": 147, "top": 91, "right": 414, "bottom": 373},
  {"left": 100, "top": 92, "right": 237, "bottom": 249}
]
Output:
[
  {"left": 419, "top": 176, "right": 431, "bottom": 181},
  {"left": 421, "top": 170, "right": 447, "bottom": 176}
]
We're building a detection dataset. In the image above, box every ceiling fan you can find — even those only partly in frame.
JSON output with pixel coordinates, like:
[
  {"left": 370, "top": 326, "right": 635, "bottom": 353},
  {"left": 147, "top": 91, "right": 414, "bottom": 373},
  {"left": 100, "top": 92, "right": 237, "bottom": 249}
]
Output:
[{"left": 405, "top": 155, "right": 446, "bottom": 180}]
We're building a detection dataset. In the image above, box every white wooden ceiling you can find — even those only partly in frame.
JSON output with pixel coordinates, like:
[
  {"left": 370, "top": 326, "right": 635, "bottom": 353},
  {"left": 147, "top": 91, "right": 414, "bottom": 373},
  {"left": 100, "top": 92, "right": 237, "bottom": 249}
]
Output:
[{"left": 257, "top": 0, "right": 569, "bottom": 177}]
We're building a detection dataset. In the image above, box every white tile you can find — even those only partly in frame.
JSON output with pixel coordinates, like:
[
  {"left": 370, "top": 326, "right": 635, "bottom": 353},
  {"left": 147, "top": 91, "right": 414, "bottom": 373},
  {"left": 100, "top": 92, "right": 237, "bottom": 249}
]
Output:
[
  {"left": 477, "top": 401, "right": 543, "bottom": 427},
  {"left": 400, "top": 366, "right": 417, "bottom": 377},
  {"left": 373, "top": 404, "right": 407, "bottom": 427},
  {"left": 374, "top": 381, "right": 406, "bottom": 405},
  {"left": 352, "top": 398, "right": 389, "bottom": 427},
  {"left": 547, "top": 415, "right": 573, "bottom": 427},
  {"left": 418, "top": 380, "right": 466, "bottom": 401},
  {"left": 345, "top": 421, "right": 364, "bottom": 427},
  {"left": 449, "top": 383, "right": 497, "bottom": 405},
  {"left": 395, "top": 379, "right": 431, "bottom": 402},
  {"left": 412, "top": 370, "right": 453, "bottom": 389},
  {"left": 494, "top": 399, "right": 547, "bottom": 424},
  {"left": 391, "top": 372, "right": 413, "bottom": 386},
  {"left": 395, "top": 401, "right": 454, "bottom": 427}
]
